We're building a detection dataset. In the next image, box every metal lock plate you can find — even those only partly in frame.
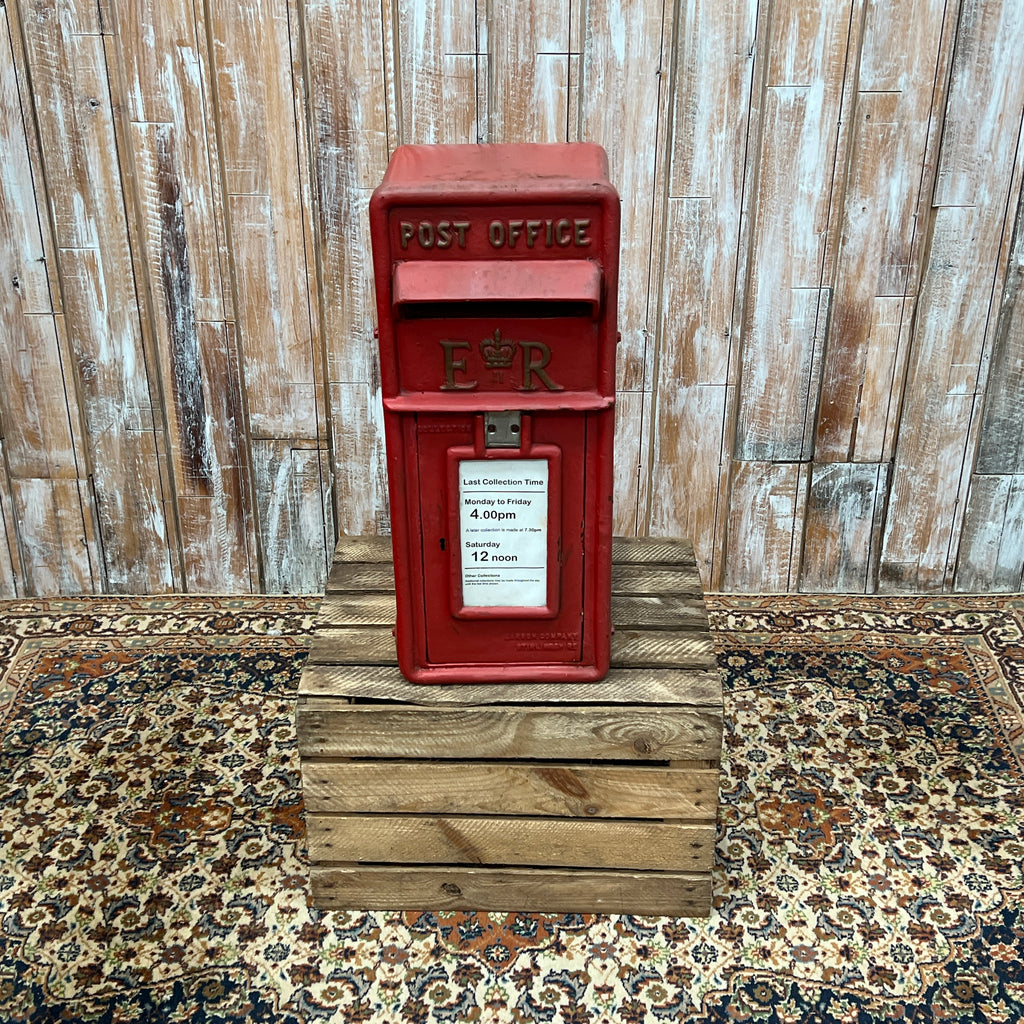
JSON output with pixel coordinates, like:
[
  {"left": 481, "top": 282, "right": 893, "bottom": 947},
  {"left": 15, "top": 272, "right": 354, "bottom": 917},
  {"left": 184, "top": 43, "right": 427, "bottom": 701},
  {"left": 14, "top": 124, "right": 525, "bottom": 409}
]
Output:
[{"left": 483, "top": 411, "right": 522, "bottom": 448}]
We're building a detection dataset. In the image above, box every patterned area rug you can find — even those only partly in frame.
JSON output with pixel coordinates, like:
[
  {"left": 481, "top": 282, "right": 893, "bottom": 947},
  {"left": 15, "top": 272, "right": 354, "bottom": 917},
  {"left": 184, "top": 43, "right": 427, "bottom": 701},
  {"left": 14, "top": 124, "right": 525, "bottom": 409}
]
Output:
[{"left": 1, "top": 595, "right": 1022, "bottom": 1023}]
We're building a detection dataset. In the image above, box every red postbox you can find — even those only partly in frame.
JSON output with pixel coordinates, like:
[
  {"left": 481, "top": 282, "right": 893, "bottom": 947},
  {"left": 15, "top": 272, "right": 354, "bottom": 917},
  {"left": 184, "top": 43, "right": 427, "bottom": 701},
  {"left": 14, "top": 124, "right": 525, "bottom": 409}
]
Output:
[{"left": 369, "top": 143, "right": 619, "bottom": 683}]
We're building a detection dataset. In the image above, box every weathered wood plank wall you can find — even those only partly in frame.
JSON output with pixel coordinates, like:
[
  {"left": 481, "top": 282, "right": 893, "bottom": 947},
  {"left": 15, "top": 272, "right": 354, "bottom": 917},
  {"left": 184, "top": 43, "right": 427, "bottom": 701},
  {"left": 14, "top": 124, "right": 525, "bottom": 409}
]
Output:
[{"left": 1, "top": 0, "right": 1023, "bottom": 596}]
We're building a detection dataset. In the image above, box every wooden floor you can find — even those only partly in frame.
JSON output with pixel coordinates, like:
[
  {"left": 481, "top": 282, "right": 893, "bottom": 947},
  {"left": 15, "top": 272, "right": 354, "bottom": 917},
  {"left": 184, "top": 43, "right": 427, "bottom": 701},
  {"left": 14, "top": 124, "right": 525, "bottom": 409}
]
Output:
[{"left": 297, "top": 535, "right": 723, "bottom": 916}]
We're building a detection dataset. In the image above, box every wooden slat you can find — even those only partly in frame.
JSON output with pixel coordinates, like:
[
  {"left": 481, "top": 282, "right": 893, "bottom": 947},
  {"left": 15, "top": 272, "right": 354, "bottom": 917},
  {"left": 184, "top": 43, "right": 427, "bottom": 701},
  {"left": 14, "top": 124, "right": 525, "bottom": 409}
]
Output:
[
  {"left": 211, "top": 0, "right": 332, "bottom": 597},
  {"left": 649, "top": 377, "right": 731, "bottom": 590},
  {"left": 333, "top": 534, "right": 392, "bottom": 564},
  {"left": 318, "top": 592, "right": 397, "bottom": 626},
  {"left": 325, "top": 555, "right": 702, "bottom": 596},
  {"left": 586, "top": 0, "right": 676, "bottom": 534},
  {"left": 310, "top": 864, "right": 713, "bottom": 915},
  {"left": 106, "top": 0, "right": 255, "bottom": 591},
  {"left": 307, "top": 0, "right": 387, "bottom": 342},
  {"left": 0, "top": 4, "right": 87, "bottom": 602},
  {"left": 227, "top": 194, "right": 319, "bottom": 440},
  {"left": 959, "top": 194, "right": 1024, "bottom": 591},
  {"left": 613, "top": 390, "right": 648, "bottom": 538},
  {"left": 297, "top": 703, "right": 722, "bottom": 761},
  {"left": 395, "top": 0, "right": 479, "bottom": 145},
  {"left": 933, "top": 0, "right": 1024, "bottom": 207},
  {"left": 880, "top": 1, "right": 1024, "bottom": 591},
  {"left": 736, "top": 282, "right": 830, "bottom": 461},
  {"left": 955, "top": 474, "right": 1024, "bottom": 592},
  {"left": 9, "top": 479, "right": 95, "bottom": 595},
  {"left": 308, "top": 626, "right": 395, "bottom": 664},
  {"left": 211, "top": 0, "right": 326, "bottom": 443},
  {"left": 113, "top": 0, "right": 226, "bottom": 318},
  {"left": 19, "top": 18, "right": 174, "bottom": 592},
  {"left": 301, "top": 761, "right": 720, "bottom": 818},
  {"left": 298, "top": 664, "right": 724, "bottom": 706},
  {"left": 649, "top": 0, "right": 757, "bottom": 588},
  {"left": 306, "top": 814, "right": 715, "bottom": 872},
  {"left": 221, "top": 24, "right": 329, "bottom": 593},
  {"left": 845, "top": 296, "right": 913, "bottom": 464},
  {"left": 125, "top": 123, "right": 255, "bottom": 591},
  {"left": 799, "top": 462, "right": 888, "bottom": 594},
  {"left": 178, "top": 321, "right": 256, "bottom": 590},
  {"left": 611, "top": 537, "right": 695, "bottom": 565},
  {"left": 326, "top": 564, "right": 395, "bottom": 593},
  {"left": 306, "top": 0, "right": 389, "bottom": 539},
  {"left": 328, "top": 383, "right": 390, "bottom": 538},
  {"left": 330, "top": 536, "right": 696, "bottom": 569},
  {"left": 733, "top": 0, "right": 854, "bottom": 462},
  {"left": 212, "top": 0, "right": 295, "bottom": 196},
  {"left": 0, "top": 316, "right": 94, "bottom": 595},
  {"left": 60, "top": 248, "right": 174, "bottom": 593},
  {"left": 309, "top": 621, "right": 716, "bottom": 668},
  {"left": 18, "top": 5, "right": 97, "bottom": 249},
  {"left": 0, "top": 12, "right": 51, "bottom": 318},
  {"left": 881, "top": 396, "right": 976, "bottom": 591},
  {"left": 610, "top": 629, "right": 717, "bottom": 669},
  {"left": 581, "top": 0, "right": 672, "bottom": 398},
  {"left": 882, "top": 209, "right": 1021, "bottom": 588},
  {"left": 723, "top": 460, "right": 810, "bottom": 591},
  {"left": 975, "top": 190, "right": 1024, "bottom": 477},
  {"left": 814, "top": 0, "right": 950, "bottom": 463},
  {"left": 0, "top": 309, "right": 74, "bottom": 477},
  {"left": 612, "top": 563, "right": 702, "bottom": 595},
  {"left": 0, "top": 444, "right": 19, "bottom": 598},
  {"left": 487, "top": 0, "right": 569, "bottom": 145},
  {"left": 315, "top": 591, "right": 708, "bottom": 630},
  {"left": 253, "top": 441, "right": 333, "bottom": 593}
]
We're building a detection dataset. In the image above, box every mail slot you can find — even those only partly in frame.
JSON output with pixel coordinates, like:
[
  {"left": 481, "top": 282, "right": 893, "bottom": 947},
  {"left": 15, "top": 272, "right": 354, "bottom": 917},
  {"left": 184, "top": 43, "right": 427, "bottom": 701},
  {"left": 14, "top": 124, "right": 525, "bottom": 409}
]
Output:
[{"left": 369, "top": 143, "right": 619, "bottom": 683}]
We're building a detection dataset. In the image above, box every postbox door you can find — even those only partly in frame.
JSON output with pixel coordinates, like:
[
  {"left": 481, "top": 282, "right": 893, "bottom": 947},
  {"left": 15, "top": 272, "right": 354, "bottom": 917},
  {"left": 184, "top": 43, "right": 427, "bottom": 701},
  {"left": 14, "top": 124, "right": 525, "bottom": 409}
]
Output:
[{"left": 411, "top": 411, "right": 594, "bottom": 668}]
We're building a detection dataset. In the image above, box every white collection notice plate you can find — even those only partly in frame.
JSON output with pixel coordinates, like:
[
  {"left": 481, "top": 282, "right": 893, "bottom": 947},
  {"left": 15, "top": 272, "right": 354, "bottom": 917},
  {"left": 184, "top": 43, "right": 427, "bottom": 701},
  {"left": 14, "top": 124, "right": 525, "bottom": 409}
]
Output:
[{"left": 458, "top": 459, "right": 548, "bottom": 607}]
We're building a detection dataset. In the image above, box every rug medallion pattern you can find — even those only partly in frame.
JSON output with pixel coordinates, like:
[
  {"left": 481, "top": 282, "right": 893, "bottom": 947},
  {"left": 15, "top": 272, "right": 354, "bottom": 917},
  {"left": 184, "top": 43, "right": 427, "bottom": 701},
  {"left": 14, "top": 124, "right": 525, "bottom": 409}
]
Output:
[{"left": 0, "top": 595, "right": 1022, "bottom": 1022}]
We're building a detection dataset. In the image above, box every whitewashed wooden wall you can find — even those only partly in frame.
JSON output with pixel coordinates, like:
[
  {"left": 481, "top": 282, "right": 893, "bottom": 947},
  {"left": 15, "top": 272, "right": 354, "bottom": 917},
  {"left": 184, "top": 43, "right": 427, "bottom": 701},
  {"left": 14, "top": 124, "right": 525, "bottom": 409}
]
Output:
[{"left": 1, "top": 0, "right": 1023, "bottom": 596}]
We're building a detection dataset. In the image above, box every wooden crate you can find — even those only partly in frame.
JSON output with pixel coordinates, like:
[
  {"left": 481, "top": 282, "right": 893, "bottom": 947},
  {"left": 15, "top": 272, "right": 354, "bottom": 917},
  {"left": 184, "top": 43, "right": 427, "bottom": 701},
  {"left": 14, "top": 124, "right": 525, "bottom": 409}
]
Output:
[{"left": 296, "top": 535, "right": 722, "bottom": 916}]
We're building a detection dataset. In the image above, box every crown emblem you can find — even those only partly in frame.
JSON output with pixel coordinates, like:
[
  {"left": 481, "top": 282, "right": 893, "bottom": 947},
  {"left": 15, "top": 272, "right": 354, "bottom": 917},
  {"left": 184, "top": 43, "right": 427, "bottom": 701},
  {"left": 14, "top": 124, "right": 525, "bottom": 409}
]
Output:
[{"left": 479, "top": 329, "right": 517, "bottom": 369}]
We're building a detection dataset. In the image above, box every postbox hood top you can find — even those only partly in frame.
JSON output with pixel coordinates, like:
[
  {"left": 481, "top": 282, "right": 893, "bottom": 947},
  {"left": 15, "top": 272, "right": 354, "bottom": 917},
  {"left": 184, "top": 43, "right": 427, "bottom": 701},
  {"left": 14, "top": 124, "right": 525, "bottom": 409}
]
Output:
[{"left": 376, "top": 143, "right": 614, "bottom": 195}]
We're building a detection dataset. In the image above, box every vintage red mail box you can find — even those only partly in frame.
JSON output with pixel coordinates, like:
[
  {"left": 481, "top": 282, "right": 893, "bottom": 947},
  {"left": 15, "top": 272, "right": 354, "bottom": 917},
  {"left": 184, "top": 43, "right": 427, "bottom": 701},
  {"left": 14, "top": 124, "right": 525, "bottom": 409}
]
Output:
[{"left": 369, "top": 143, "right": 619, "bottom": 683}]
